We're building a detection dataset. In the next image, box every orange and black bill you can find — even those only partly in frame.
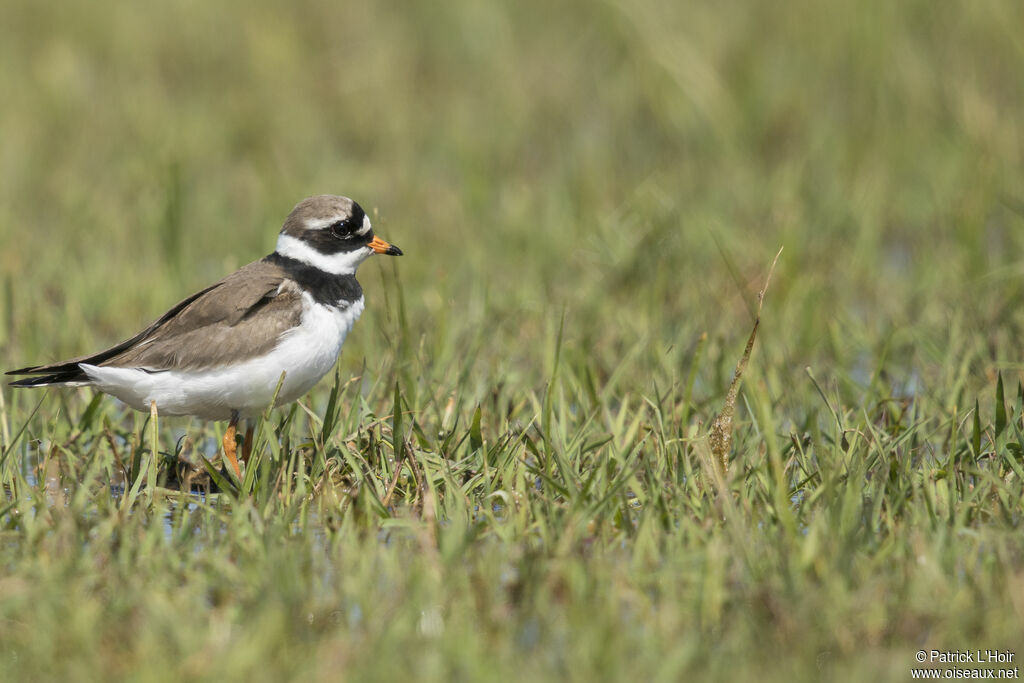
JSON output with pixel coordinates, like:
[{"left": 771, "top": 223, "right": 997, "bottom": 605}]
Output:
[{"left": 369, "top": 235, "right": 403, "bottom": 256}]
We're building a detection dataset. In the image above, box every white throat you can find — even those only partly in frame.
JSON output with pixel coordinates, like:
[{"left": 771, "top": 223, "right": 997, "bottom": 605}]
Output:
[{"left": 275, "top": 234, "right": 371, "bottom": 275}]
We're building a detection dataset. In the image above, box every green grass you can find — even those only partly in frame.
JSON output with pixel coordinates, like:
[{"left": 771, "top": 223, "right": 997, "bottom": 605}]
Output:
[{"left": 2, "top": 0, "right": 1024, "bottom": 680}]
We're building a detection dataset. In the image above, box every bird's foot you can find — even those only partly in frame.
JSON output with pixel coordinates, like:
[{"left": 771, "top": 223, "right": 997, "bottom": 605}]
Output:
[{"left": 222, "top": 412, "right": 241, "bottom": 478}]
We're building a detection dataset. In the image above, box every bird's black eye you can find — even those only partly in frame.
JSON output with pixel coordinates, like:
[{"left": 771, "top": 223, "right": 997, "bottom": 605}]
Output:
[{"left": 330, "top": 220, "right": 354, "bottom": 239}]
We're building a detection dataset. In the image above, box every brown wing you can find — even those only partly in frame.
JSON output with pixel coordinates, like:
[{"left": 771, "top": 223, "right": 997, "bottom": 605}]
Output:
[{"left": 8, "top": 259, "right": 303, "bottom": 383}]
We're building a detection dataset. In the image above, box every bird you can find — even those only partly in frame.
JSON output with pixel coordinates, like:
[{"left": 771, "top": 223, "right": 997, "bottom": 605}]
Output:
[{"left": 7, "top": 194, "right": 402, "bottom": 477}]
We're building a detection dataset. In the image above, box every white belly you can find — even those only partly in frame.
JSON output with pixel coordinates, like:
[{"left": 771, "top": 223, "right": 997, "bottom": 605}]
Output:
[{"left": 80, "top": 296, "right": 364, "bottom": 420}]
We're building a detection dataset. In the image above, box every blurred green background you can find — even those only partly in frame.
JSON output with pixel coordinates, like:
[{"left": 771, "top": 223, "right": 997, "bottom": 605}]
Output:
[
  {"left": 2, "top": 0, "right": 1024, "bottom": 680},
  {"left": 3, "top": 0, "right": 1022, "bottom": 404}
]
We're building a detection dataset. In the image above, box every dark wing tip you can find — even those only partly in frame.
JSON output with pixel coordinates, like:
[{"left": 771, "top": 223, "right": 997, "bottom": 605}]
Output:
[
  {"left": 6, "top": 366, "right": 42, "bottom": 377},
  {"left": 6, "top": 363, "right": 88, "bottom": 387},
  {"left": 8, "top": 375, "right": 57, "bottom": 387}
]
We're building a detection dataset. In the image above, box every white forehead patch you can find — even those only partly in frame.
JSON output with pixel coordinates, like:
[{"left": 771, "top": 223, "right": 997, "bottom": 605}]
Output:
[{"left": 356, "top": 215, "right": 372, "bottom": 236}]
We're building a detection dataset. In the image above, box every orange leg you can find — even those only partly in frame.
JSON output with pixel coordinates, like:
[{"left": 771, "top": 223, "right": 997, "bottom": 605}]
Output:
[
  {"left": 222, "top": 411, "right": 241, "bottom": 478},
  {"left": 241, "top": 422, "right": 255, "bottom": 468}
]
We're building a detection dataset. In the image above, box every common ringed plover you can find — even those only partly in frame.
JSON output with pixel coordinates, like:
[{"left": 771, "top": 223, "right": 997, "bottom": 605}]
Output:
[{"left": 7, "top": 194, "right": 402, "bottom": 476}]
